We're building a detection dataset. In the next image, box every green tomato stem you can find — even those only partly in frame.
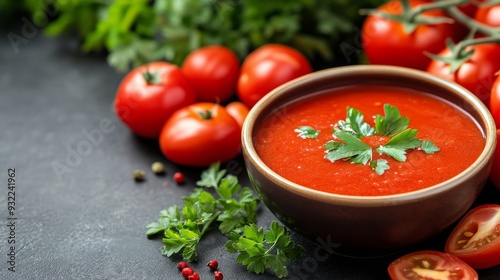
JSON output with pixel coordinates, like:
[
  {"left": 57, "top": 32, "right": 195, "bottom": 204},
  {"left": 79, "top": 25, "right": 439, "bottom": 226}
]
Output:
[
  {"left": 445, "top": 6, "right": 500, "bottom": 36},
  {"left": 406, "top": 0, "right": 469, "bottom": 22},
  {"left": 198, "top": 110, "right": 213, "bottom": 120},
  {"left": 142, "top": 67, "right": 162, "bottom": 85},
  {"left": 199, "top": 212, "right": 220, "bottom": 237}
]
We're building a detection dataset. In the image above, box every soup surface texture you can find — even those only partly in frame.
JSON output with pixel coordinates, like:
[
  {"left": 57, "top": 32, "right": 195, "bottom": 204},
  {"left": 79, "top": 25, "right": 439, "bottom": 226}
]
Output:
[{"left": 253, "top": 86, "right": 485, "bottom": 196}]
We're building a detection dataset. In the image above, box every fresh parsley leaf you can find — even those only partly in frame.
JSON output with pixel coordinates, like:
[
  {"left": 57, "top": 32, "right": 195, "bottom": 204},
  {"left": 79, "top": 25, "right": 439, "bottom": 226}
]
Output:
[
  {"left": 216, "top": 175, "right": 241, "bottom": 199},
  {"left": 325, "top": 131, "right": 372, "bottom": 164},
  {"left": 306, "top": 105, "right": 440, "bottom": 175},
  {"left": 421, "top": 140, "right": 440, "bottom": 154},
  {"left": 376, "top": 129, "right": 421, "bottom": 162},
  {"left": 162, "top": 228, "right": 201, "bottom": 261},
  {"left": 334, "top": 107, "right": 374, "bottom": 137},
  {"left": 225, "top": 221, "right": 304, "bottom": 278},
  {"left": 146, "top": 205, "right": 180, "bottom": 236},
  {"left": 370, "top": 159, "right": 390, "bottom": 175},
  {"left": 295, "top": 126, "right": 320, "bottom": 139},
  {"left": 375, "top": 104, "right": 410, "bottom": 136},
  {"left": 147, "top": 162, "right": 261, "bottom": 263},
  {"left": 324, "top": 140, "right": 342, "bottom": 151},
  {"left": 196, "top": 162, "right": 226, "bottom": 188}
]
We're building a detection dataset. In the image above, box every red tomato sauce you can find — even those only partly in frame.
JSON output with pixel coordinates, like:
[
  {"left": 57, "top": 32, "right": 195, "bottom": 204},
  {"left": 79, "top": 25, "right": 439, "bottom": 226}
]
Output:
[{"left": 253, "top": 86, "right": 485, "bottom": 196}]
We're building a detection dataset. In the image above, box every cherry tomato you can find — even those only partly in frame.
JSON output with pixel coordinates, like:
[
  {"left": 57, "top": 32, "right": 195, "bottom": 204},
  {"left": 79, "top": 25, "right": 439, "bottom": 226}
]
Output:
[
  {"left": 237, "top": 44, "right": 312, "bottom": 108},
  {"left": 388, "top": 250, "right": 478, "bottom": 280},
  {"left": 159, "top": 103, "right": 240, "bottom": 167},
  {"left": 490, "top": 74, "right": 500, "bottom": 128},
  {"left": 491, "top": 129, "right": 500, "bottom": 190},
  {"left": 361, "top": 0, "right": 455, "bottom": 70},
  {"left": 445, "top": 204, "right": 500, "bottom": 269},
  {"left": 181, "top": 45, "right": 240, "bottom": 103},
  {"left": 114, "top": 62, "right": 197, "bottom": 139},
  {"left": 475, "top": 4, "right": 500, "bottom": 28},
  {"left": 426, "top": 43, "right": 500, "bottom": 105},
  {"left": 225, "top": 101, "right": 249, "bottom": 129}
]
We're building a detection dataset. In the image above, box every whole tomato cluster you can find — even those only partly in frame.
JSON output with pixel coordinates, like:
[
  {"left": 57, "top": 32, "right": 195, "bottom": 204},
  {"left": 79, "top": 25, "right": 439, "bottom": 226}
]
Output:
[
  {"left": 114, "top": 44, "right": 311, "bottom": 167},
  {"left": 361, "top": 0, "right": 500, "bottom": 278},
  {"left": 362, "top": 0, "right": 500, "bottom": 192}
]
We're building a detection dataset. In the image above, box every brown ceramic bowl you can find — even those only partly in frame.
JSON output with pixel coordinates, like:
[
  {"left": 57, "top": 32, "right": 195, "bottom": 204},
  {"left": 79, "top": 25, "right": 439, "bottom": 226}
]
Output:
[{"left": 241, "top": 65, "right": 497, "bottom": 256}]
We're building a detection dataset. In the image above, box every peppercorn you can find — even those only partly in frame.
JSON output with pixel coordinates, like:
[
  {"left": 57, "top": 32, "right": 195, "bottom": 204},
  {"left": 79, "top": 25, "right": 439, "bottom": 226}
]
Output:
[
  {"left": 151, "top": 162, "right": 166, "bottom": 175},
  {"left": 214, "top": 271, "right": 224, "bottom": 280},
  {"left": 174, "top": 172, "right": 185, "bottom": 184},
  {"left": 132, "top": 169, "right": 145, "bottom": 181},
  {"left": 177, "top": 261, "right": 189, "bottom": 270},
  {"left": 181, "top": 267, "right": 194, "bottom": 278},
  {"left": 206, "top": 259, "right": 219, "bottom": 271}
]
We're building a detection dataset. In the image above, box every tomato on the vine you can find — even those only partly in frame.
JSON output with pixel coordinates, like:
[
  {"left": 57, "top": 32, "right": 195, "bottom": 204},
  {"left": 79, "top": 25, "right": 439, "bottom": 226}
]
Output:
[
  {"left": 361, "top": 0, "right": 455, "bottom": 70},
  {"left": 426, "top": 43, "right": 500, "bottom": 105},
  {"left": 159, "top": 103, "right": 241, "bottom": 167},
  {"left": 474, "top": 3, "right": 500, "bottom": 28},
  {"left": 225, "top": 101, "right": 249, "bottom": 129},
  {"left": 445, "top": 204, "right": 500, "bottom": 269},
  {"left": 489, "top": 129, "right": 500, "bottom": 190},
  {"left": 490, "top": 73, "right": 500, "bottom": 128},
  {"left": 388, "top": 250, "right": 478, "bottom": 280},
  {"left": 114, "top": 62, "right": 197, "bottom": 139},
  {"left": 181, "top": 45, "right": 240, "bottom": 103},
  {"left": 237, "top": 44, "right": 312, "bottom": 108}
]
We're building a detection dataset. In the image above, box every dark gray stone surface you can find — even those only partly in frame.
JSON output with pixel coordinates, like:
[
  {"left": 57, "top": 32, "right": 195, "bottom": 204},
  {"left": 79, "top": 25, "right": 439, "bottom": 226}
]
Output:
[{"left": 1, "top": 27, "right": 499, "bottom": 280}]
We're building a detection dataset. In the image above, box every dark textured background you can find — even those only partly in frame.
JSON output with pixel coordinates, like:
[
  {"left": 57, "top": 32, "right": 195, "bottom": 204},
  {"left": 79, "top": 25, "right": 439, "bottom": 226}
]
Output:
[{"left": 1, "top": 25, "right": 499, "bottom": 280}]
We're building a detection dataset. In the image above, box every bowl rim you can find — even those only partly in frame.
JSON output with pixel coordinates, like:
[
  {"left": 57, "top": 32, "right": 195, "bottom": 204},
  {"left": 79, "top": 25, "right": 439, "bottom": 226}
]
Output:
[{"left": 242, "top": 65, "right": 497, "bottom": 207}]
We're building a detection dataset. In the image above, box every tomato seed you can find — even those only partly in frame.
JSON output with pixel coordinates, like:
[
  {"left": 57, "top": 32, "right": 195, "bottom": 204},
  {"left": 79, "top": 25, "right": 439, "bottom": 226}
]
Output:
[{"left": 463, "top": 231, "right": 474, "bottom": 237}]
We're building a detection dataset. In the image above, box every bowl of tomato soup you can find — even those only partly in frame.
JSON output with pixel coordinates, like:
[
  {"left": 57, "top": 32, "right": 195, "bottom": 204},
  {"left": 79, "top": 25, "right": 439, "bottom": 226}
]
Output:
[{"left": 241, "top": 65, "right": 497, "bottom": 253}]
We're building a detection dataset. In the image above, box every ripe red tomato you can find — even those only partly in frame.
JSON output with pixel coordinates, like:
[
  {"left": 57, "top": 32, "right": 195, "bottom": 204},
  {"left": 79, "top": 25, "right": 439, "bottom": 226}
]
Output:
[
  {"left": 225, "top": 101, "right": 249, "bottom": 129},
  {"left": 388, "top": 250, "right": 478, "bottom": 280},
  {"left": 475, "top": 4, "right": 500, "bottom": 28},
  {"left": 489, "top": 129, "right": 500, "bottom": 190},
  {"left": 361, "top": 0, "right": 455, "bottom": 70},
  {"left": 237, "top": 44, "right": 312, "bottom": 108},
  {"left": 490, "top": 74, "right": 500, "bottom": 128},
  {"left": 181, "top": 45, "right": 240, "bottom": 103},
  {"left": 426, "top": 43, "right": 500, "bottom": 105},
  {"left": 159, "top": 103, "right": 241, "bottom": 167},
  {"left": 445, "top": 204, "right": 500, "bottom": 269},
  {"left": 114, "top": 62, "right": 197, "bottom": 139}
]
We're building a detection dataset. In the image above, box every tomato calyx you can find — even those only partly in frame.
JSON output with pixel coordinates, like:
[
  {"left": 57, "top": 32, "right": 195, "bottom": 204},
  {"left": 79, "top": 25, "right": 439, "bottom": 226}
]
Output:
[
  {"left": 142, "top": 68, "right": 163, "bottom": 85},
  {"left": 426, "top": 31, "right": 500, "bottom": 74},
  {"left": 197, "top": 109, "right": 213, "bottom": 120},
  {"left": 360, "top": 0, "right": 458, "bottom": 34}
]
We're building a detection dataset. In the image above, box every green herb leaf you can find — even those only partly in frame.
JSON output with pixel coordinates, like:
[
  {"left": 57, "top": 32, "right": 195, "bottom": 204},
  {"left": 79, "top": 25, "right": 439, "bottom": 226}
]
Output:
[
  {"left": 370, "top": 159, "right": 390, "bottom": 175},
  {"left": 376, "top": 129, "right": 421, "bottom": 162},
  {"left": 421, "top": 140, "right": 440, "bottom": 154},
  {"left": 295, "top": 126, "right": 320, "bottom": 139},
  {"left": 325, "top": 131, "right": 372, "bottom": 165},
  {"left": 196, "top": 162, "right": 226, "bottom": 188},
  {"left": 225, "top": 221, "right": 304, "bottom": 278},
  {"left": 375, "top": 104, "right": 410, "bottom": 136},
  {"left": 334, "top": 107, "right": 374, "bottom": 137}
]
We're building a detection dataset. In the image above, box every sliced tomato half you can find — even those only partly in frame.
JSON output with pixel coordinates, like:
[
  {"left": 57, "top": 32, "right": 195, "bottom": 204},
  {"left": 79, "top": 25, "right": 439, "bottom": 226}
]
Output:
[
  {"left": 445, "top": 204, "right": 500, "bottom": 269},
  {"left": 388, "top": 250, "right": 478, "bottom": 280}
]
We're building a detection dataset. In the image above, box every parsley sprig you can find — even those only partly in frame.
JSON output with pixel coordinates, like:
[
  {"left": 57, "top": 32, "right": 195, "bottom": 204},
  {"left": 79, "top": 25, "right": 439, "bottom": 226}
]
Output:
[
  {"left": 226, "top": 222, "right": 304, "bottom": 278},
  {"left": 146, "top": 163, "right": 303, "bottom": 278},
  {"left": 297, "top": 104, "right": 440, "bottom": 175}
]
